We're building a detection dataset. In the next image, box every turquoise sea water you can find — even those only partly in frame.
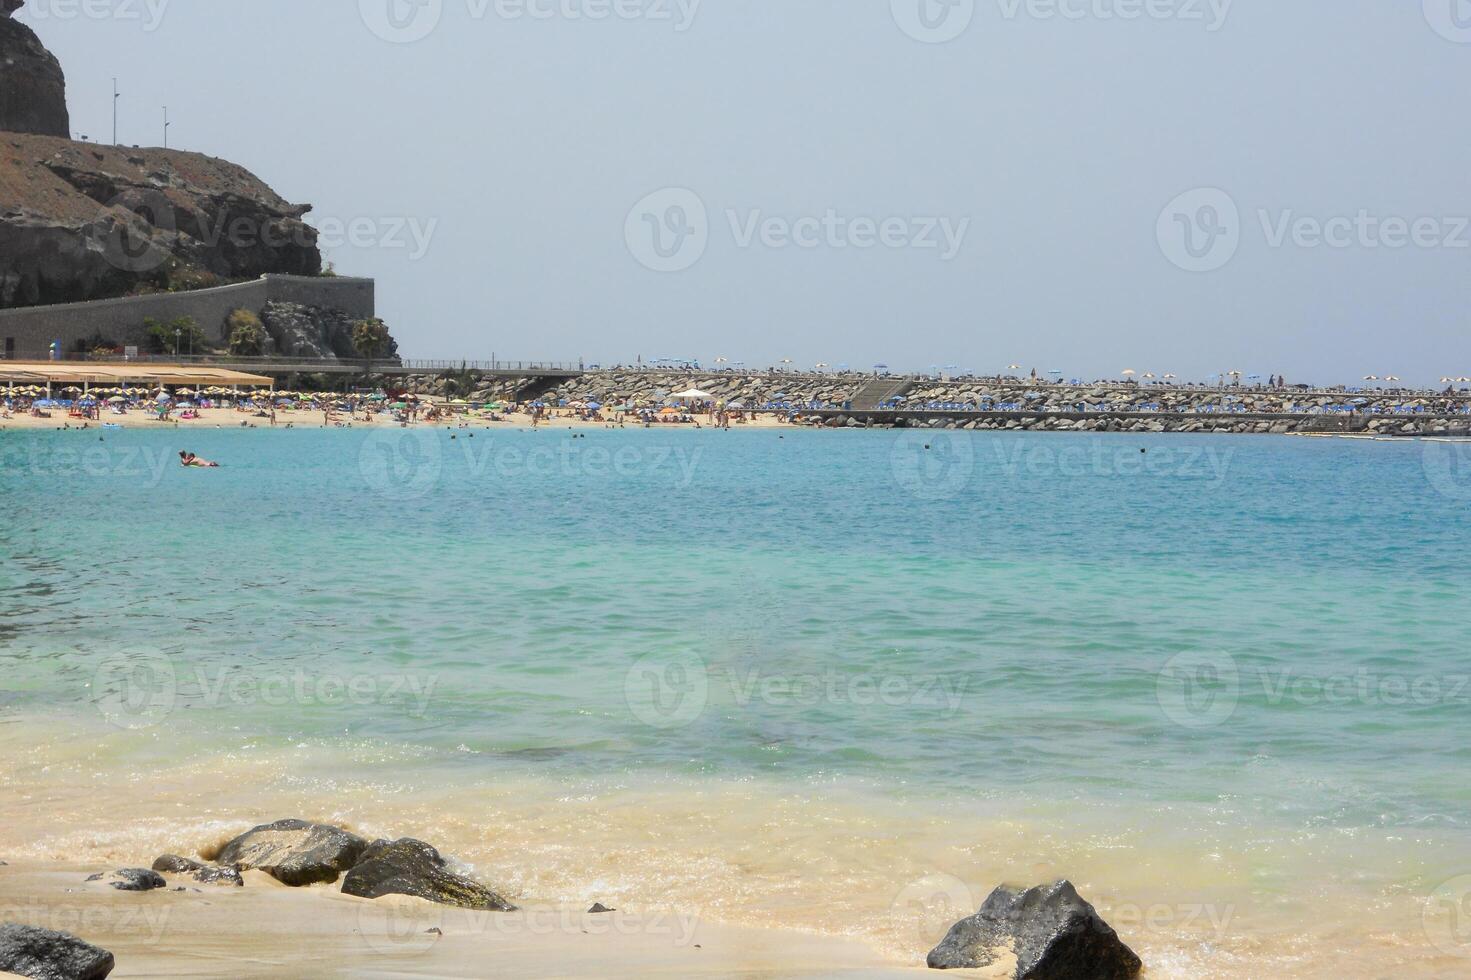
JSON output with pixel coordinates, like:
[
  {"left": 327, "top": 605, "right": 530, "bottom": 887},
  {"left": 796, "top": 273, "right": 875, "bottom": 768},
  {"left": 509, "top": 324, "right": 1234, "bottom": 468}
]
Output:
[{"left": 2, "top": 425, "right": 1470, "bottom": 972}]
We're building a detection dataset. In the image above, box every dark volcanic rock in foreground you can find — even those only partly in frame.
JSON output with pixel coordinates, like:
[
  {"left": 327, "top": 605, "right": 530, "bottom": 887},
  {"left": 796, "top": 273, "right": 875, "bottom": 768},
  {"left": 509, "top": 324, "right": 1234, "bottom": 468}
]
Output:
[
  {"left": 102, "top": 868, "right": 166, "bottom": 892},
  {"left": 0, "top": 922, "right": 114, "bottom": 980},
  {"left": 214, "top": 819, "right": 367, "bottom": 887},
  {"left": 342, "top": 838, "right": 517, "bottom": 911},
  {"left": 927, "top": 880, "right": 1141, "bottom": 979},
  {"left": 151, "top": 854, "right": 204, "bottom": 873},
  {"left": 0, "top": 3, "right": 70, "bottom": 138}
]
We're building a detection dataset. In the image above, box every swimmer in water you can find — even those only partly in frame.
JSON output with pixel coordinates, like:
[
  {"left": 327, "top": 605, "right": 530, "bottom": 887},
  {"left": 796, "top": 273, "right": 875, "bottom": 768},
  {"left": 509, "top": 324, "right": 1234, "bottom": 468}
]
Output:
[{"left": 178, "top": 451, "right": 220, "bottom": 468}]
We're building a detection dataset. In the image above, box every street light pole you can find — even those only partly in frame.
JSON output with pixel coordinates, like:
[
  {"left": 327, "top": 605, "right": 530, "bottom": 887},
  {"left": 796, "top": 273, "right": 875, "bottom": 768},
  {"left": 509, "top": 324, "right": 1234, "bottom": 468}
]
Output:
[
  {"left": 174, "top": 327, "right": 180, "bottom": 357},
  {"left": 112, "top": 79, "right": 119, "bottom": 146},
  {"left": 163, "top": 106, "right": 169, "bottom": 149}
]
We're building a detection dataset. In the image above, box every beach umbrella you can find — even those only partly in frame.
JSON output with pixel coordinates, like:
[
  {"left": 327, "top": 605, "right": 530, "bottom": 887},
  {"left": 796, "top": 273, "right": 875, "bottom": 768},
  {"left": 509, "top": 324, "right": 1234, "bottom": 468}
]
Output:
[
  {"left": 587, "top": 401, "right": 603, "bottom": 411},
  {"left": 1121, "top": 369, "right": 1136, "bottom": 377},
  {"left": 107, "top": 396, "right": 127, "bottom": 404},
  {"left": 1363, "top": 376, "right": 1379, "bottom": 381}
]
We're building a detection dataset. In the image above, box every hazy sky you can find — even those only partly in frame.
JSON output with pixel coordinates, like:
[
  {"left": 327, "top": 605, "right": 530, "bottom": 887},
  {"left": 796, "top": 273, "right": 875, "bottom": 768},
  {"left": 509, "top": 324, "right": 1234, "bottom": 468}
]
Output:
[{"left": 22, "top": 0, "right": 1471, "bottom": 382}]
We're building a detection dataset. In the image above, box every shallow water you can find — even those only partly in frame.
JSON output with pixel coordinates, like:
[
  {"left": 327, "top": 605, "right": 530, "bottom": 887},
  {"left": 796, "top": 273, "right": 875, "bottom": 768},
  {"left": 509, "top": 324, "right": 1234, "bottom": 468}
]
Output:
[{"left": 2, "top": 426, "right": 1469, "bottom": 976}]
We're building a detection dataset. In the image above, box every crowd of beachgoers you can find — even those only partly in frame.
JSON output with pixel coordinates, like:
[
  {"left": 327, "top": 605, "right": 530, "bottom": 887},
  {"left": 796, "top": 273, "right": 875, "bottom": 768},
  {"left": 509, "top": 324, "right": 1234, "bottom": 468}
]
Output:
[
  {"left": 5, "top": 370, "right": 1471, "bottom": 434},
  {"left": 0, "top": 383, "right": 788, "bottom": 431}
]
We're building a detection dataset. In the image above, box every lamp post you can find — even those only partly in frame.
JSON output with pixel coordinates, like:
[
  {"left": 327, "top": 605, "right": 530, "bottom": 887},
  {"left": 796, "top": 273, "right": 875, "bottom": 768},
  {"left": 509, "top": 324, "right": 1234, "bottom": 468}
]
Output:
[
  {"left": 112, "top": 79, "right": 119, "bottom": 146},
  {"left": 163, "top": 106, "right": 169, "bottom": 149},
  {"left": 174, "top": 327, "right": 180, "bottom": 357}
]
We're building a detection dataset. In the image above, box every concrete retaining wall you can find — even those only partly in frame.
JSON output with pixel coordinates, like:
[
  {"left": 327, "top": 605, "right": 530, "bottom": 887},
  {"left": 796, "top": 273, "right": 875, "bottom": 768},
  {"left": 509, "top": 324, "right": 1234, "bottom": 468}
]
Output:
[{"left": 0, "top": 275, "right": 374, "bottom": 357}]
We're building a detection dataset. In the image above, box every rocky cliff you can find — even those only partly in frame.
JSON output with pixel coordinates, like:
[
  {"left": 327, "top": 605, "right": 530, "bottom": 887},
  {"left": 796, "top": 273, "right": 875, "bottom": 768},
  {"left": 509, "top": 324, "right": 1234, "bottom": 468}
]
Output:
[
  {"left": 0, "top": 1, "right": 70, "bottom": 138},
  {"left": 0, "top": 134, "right": 323, "bottom": 308},
  {"left": 0, "top": 2, "right": 323, "bottom": 309}
]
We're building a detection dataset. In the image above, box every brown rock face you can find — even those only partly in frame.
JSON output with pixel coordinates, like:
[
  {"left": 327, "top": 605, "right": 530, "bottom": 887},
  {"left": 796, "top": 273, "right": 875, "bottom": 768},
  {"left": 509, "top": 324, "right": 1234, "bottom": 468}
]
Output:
[
  {"left": 0, "top": 134, "right": 323, "bottom": 308},
  {"left": 0, "top": 3, "right": 71, "bottom": 138}
]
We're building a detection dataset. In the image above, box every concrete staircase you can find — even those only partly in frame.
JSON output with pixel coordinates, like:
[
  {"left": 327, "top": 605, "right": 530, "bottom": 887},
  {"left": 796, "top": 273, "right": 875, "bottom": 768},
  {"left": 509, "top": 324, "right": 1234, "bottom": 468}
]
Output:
[{"left": 850, "top": 377, "right": 915, "bottom": 410}]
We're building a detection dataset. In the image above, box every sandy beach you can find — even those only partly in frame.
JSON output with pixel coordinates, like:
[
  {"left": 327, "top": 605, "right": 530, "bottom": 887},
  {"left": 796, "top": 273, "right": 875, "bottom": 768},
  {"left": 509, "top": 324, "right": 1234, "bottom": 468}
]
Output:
[
  {"left": 0, "top": 865, "right": 927, "bottom": 979},
  {"left": 0, "top": 405, "right": 802, "bottom": 432}
]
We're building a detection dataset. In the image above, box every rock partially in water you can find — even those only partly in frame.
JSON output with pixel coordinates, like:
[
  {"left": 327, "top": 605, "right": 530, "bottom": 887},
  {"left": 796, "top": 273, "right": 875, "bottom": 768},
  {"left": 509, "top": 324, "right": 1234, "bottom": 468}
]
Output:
[
  {"left": 341, "top": 838, "right": 516, "bottom": 911},
  {"left": 190, "top": 865, "right": 244, "bottom": 887},
  {"left": 97, "top": 869, "right": 165, "bottom": 892},
  {"left": 587, "top": 903, "right": 615, "bottom": 914},
  {"left": 151, "top": 855, "right": 203, "bottom": 874},
  {"left": 927, "top": 880, "right": 1141, "bottom": 978},
  {"left": 0, "top": 922, "right": 114, "bottom": 980},
  {"left": 214, "top": 819, "right": 367, "bottom": 887},
  {"left": 150, "top": 854, "right": 242, "bottom": 886}
]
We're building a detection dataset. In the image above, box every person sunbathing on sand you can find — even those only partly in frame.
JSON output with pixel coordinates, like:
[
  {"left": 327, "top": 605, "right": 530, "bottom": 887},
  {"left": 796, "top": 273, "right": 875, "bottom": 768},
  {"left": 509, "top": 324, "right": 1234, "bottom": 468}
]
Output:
[{"left": 178, "top": 451, "right": 220, "bottom": 468}]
